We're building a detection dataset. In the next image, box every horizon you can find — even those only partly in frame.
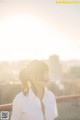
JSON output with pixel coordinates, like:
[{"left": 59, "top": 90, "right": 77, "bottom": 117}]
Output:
[{"left": 0, "top": 56, "right": 80, "bottom": 62}]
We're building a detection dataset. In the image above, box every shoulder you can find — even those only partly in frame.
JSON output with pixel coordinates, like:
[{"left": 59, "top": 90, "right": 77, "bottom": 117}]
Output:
[
  {"left": 13, "top": 92, "right": 24, "bottom": 104},
  {"left": 45, "top": 88, "right": 56, "bottom": 99}
]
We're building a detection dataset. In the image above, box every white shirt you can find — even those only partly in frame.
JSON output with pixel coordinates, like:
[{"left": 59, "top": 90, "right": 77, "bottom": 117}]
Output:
[{"left": 11, "top": 88, "right": 58, "bottom": 120}]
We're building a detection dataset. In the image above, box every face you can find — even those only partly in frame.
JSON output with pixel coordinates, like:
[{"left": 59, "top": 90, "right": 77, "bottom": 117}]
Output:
[
  {"left": 42, "top": 70, "right": 49, "bottom": 81},
  {"left": 36, "top": 71, "right": 49, "bottom": 87}
]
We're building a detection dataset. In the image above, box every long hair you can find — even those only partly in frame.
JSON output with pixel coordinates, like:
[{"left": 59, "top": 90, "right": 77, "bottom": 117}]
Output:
[{"left": 19, "top": 67, "right": 31, "bottom": 95}]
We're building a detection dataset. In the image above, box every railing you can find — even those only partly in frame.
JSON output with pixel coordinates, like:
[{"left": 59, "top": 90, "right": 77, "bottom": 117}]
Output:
[{"left": 0, "top": 94, "right": 80, "bottom": 111}]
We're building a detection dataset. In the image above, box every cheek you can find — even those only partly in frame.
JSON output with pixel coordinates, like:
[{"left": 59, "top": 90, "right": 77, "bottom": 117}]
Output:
[{"left": 43, "top": 73, "right": 49, "bottom": 81}]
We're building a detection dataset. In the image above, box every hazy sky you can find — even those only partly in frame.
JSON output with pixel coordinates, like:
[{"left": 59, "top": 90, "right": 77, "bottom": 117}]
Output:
[{"left": 0, "top": 0, "right": 80, "bottom": 61}]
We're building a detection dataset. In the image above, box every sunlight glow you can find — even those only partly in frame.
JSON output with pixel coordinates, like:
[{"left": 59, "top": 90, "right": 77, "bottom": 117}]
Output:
[
  {"left": 0, "top": 14, "right": 79, "bottom": 61},
  {"left": 0, "top": 14, "right": 59, "bottom": 61}
]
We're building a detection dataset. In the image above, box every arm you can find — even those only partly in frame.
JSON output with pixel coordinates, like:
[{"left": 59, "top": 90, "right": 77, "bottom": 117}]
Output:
[{"left": 10, "top": 96, "right": 22, "bottom": 120}]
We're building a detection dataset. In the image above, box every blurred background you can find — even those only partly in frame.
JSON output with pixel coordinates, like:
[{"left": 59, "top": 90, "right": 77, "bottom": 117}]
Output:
[{"left": 0, "top": 0, "right": 80, "bottom": 120}]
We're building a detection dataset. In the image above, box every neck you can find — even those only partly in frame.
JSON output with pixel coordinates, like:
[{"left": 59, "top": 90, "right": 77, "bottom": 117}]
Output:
[{"left": 31, "top": 85, "right": 44, "bottom": 100}]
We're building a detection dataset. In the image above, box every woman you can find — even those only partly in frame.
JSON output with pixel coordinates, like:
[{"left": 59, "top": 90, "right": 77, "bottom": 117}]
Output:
[{"left": 11, "top": 60, "right": 58, "bottom": 120}]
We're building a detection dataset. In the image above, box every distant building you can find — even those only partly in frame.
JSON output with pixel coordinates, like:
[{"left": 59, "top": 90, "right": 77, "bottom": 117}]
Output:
[{"left": 48, "top": 55, "right": 62, "bottom": 81}]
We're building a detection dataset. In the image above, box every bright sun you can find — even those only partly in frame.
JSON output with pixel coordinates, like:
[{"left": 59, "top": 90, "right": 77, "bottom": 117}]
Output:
[
  {"left": 0, "top": 14, "right": 79, "bottom": 61},
  {"left": 0, "top": 14, "right": 59, "bottom": 61}
]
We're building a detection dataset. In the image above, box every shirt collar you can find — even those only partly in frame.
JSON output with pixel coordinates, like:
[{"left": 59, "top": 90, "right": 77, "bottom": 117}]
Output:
[{"left": 28, "top": 87, "right": 48, "bottom": 99}]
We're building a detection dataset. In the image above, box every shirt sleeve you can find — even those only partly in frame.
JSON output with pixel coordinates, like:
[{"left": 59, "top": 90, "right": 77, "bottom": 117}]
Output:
[{"left": 10, "top": 95, "right": 22, "bottom": 120}]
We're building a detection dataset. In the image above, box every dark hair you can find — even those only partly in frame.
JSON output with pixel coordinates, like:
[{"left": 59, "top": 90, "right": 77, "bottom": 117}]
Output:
[
  {"left": 19, "top": 60, "right": 49, "bottom": 94},
  {"left": 27, "top": 60, "right": 48, "bottom": 74},
  {"left": 19, "top": 68, "right": 31, "bottom": 95}
]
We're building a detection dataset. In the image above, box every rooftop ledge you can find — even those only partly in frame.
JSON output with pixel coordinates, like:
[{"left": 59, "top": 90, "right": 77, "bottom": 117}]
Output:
[{"left": 0, "top": 94, "right": 80, "bottom": 111}]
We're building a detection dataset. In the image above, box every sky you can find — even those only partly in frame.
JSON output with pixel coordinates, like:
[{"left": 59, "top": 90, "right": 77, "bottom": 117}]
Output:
[{"left": 0, "top": 0, "right": 80, "bottom": 61}]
